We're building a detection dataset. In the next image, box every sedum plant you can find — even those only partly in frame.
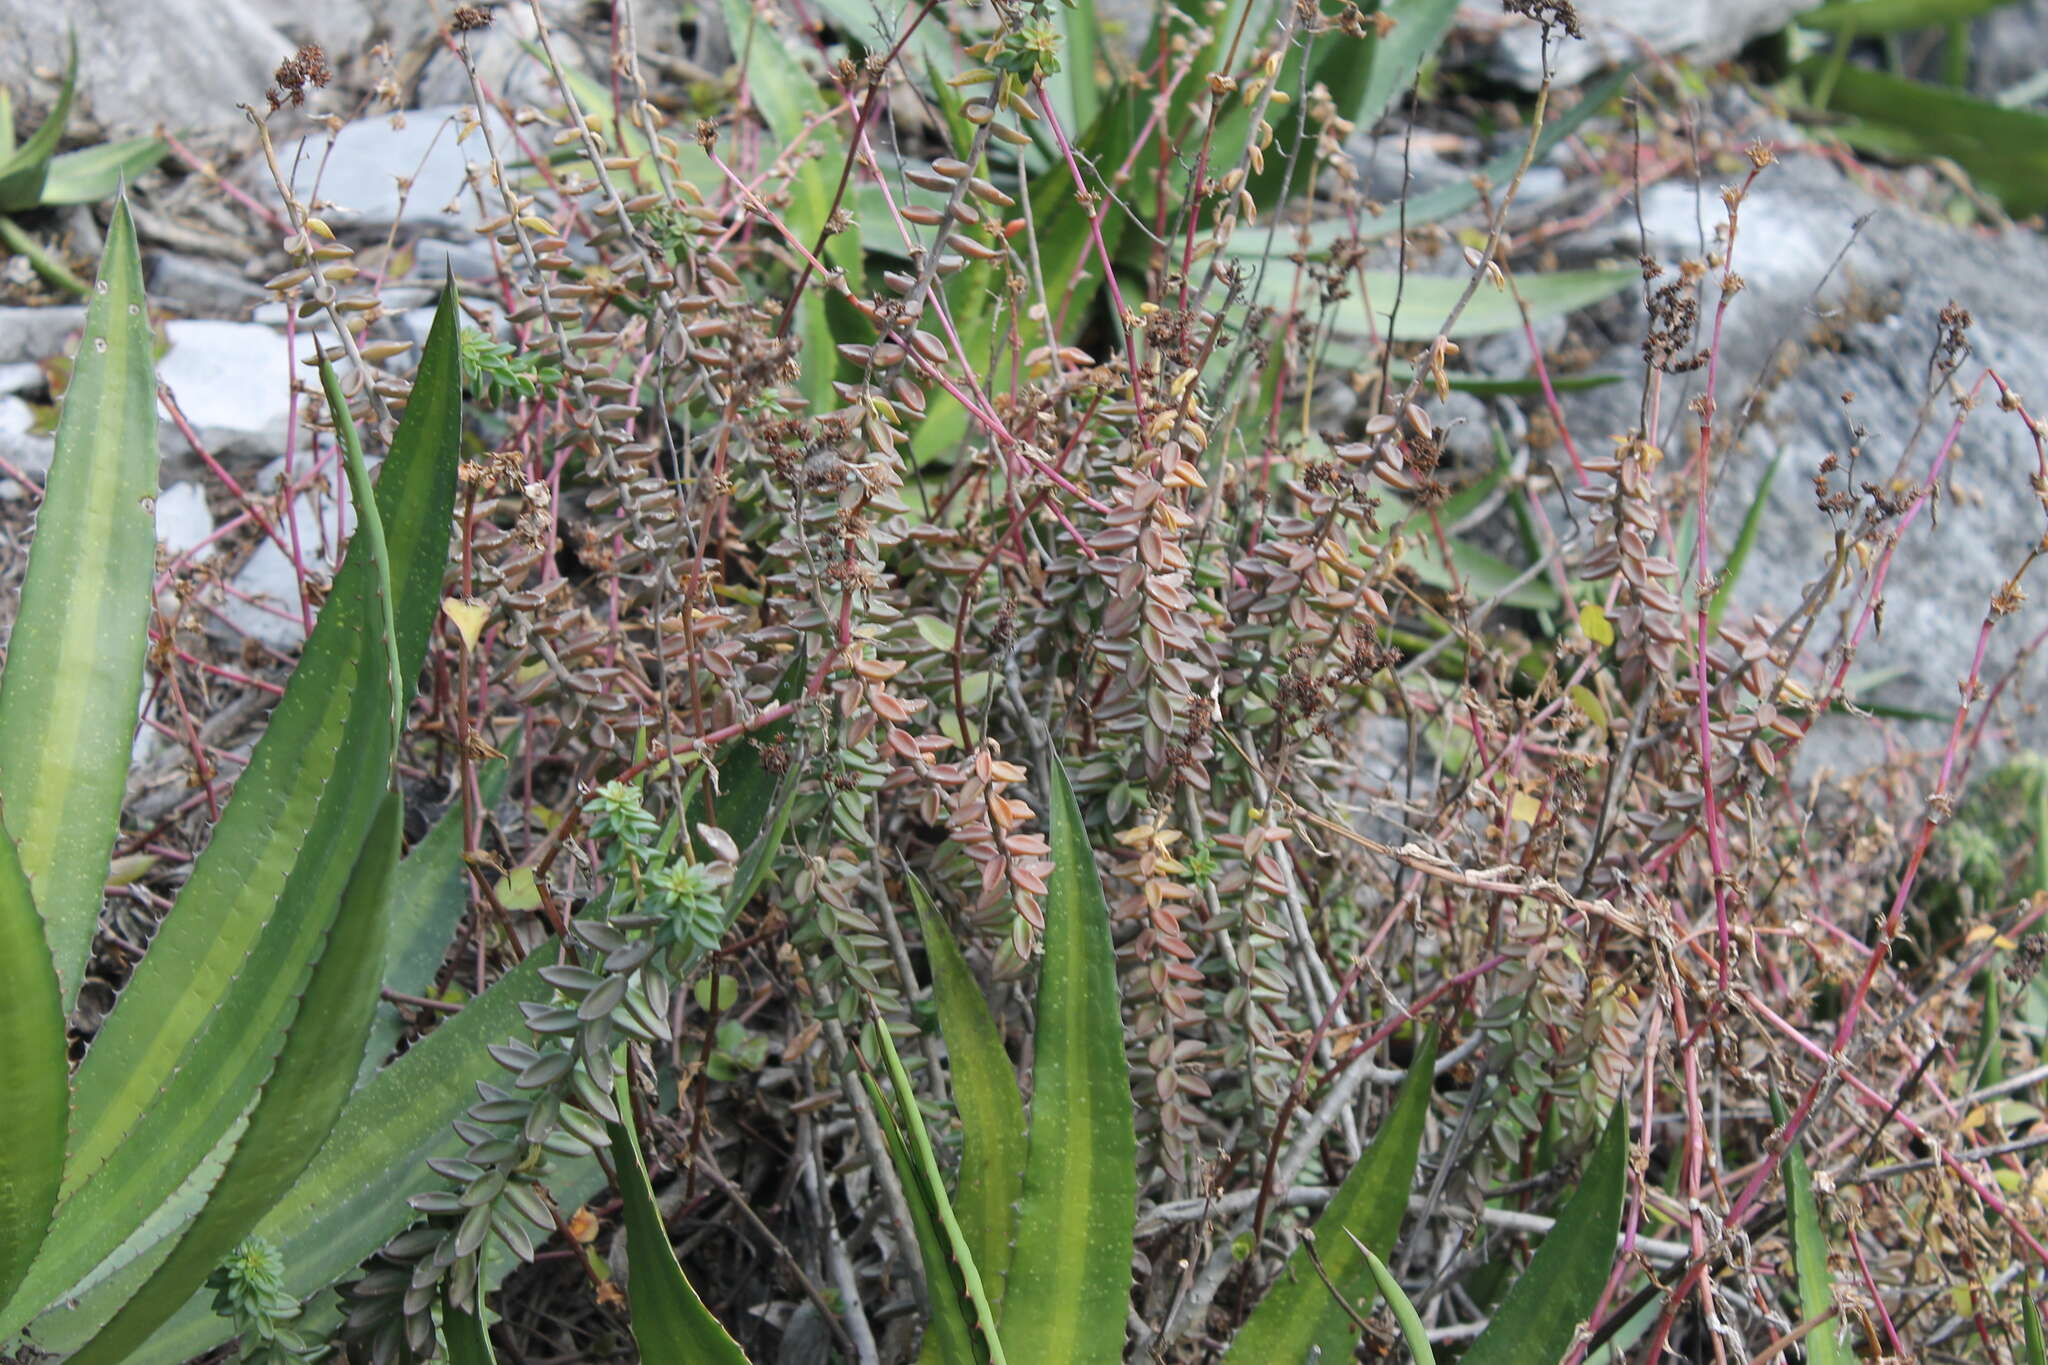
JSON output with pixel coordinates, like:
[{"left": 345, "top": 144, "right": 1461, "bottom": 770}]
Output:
[{"left": 0, "top": 199, "right": 464, "bottom": 1362}]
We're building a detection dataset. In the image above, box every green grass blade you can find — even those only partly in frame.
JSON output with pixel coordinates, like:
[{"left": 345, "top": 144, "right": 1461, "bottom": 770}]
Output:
[
  {"left": 1460, "top": 1098, "right": 1630, "bottom": 1365},
  {"left": 1358, "top": 1243, "right": 1436, "bottom": 1365},
  {"left": 871, "top": 1019, "right": 1007, "bottom": 1365},
  {"left": 0, "top": 816, "right": 66, "bottom": 1312},
  {"left": 0, "top": 34, "right": 75, "bottom": 210},
  {"left": 606, "top": 1071, "right": 752, "bottom": 1363},
  {"left": 357, "top": 761, "right": 509, "bottom": 1090},
  {"left": 68, "top": 793, "right": 402, "bottom": 1365},
  {"left": 1002, "top": 757, "right": 1135, "bottom": 1364},
  {"left": 1771, "top": 1090, "right": 1846, "bottom": 1365},
  {"left": 2025, "top": 1283, "right": 2046, "bottom": 1365},
  {"left": 0, "top": 283, "right": 462, "bottom": 1340},
  {"left": 38, "top": 138, "right": 169, "bottom": 207},
  {"left": 1226, "top": 1032, "right": 1437, "bottom": 1363},
  {"left": 0, "top": 195, "right": 155, "bottom": 1008},
  {"left": 907, "top": 875, "right": 1026, "bottom": 1328}
]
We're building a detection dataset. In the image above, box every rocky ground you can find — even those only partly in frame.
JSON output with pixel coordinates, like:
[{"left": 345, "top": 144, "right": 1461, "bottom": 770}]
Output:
[{"left": 3, "top": 0, "right": 2048, "bottom": 791}]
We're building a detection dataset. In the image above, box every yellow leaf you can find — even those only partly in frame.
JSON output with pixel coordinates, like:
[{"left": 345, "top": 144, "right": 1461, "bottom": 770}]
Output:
[
  {"left": 1509, "top": 791, "right": 1541, "bottom": 825},
  {"left": 1579, "top": 601, "right": 1615, "bottom": 648},
  {"left": 442, "top": 595, "right": 490, "bottom": 651}
]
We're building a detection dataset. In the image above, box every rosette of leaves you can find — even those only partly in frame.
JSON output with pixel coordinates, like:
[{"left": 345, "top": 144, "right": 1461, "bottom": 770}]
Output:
[{"left": 340, "top": 780, "right": 739, "bottom": 1362}]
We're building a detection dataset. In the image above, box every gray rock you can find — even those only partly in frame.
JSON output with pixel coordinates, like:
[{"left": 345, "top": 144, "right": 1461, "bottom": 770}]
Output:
[
  {"left": 275, "top": 105, "right": 513, "bottom": 233},
  {"left": 0, "top": 395, "right": 31, "bottom": 438},
  {"left": 0, "top": 0, "right": 431, "bottom": 138},
  {"left": 217, "top": 456, "right": 363, "bottom": 648},
  {"left": 409, "top": 237, "right": 500, "bottom": 282},
  {"left": 0, "top": 306, "right": 86, "bottom": 364},
  {"left": 1463, "top": 0, "right": 1808, "bottom": 89},
  {"left": 1543, "top": 153, "right": 2048, "bottom": 769},
  {"left": 0, "top": 362, "right": 43, "bottom": 395},
  {"left": 148, "top": 253, "right": 266, "bottom": 319},
  {"left": 155, "top": 481, "right": 215, "bottom": 560},
  {"left": 154, "top": 319, "right": 320, "bottom": 462}
]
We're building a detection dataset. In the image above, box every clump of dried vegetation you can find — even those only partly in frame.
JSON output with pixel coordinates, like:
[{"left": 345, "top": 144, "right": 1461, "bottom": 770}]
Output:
[{"left": 16, "top": 0, "right": 2048, "bottom": 1360}]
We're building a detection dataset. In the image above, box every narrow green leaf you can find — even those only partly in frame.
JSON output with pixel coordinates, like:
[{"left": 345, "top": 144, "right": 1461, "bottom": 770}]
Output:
[
  {"left": 1802, "top": 0, "right": 2018, "bottom": 34},
  {"left": 0, "top": 35, "right": 76, "bottom": 211},
  {"left": 1226, "top": 1032, "right": 1437, "bottom": 1363},
  {"left": 0, "top": 817, "right": 66, "bottom": 1312},
  {"left": 1771, "top": 1090, "right": 1846, "bottom": 1365},
  {"left": 1358, "top": 1244, "right": 1436, "bottom": 1365},
  {"left": 1797, "top": 58, "right": 2048, "bottom": 214},
  {"left": 69, "top": 792, "right": 403, "bottom": 1365},
  {"left": 1253, "top": 264, "right": 1635, "bottom": 343},
  {"left": 38, "top": 138, "right": 169, "bottom": 207},
  {"left": 1003, "top": 758, "right": 1135, "bottom": 1364},
  {"left": 874, "top": 1019, "right": 1007, "bottom": 1365},
  {"left": 358, "top": 762, "right": 510, "bottom": 1090},
  {"left": 1709, "top": 449, "right": 1784, "bottom": 630},
  {"left": 907, "top": 876, "right": 1026, "bottom": 1327},
  {"left": 606, "top": 1073, "right": 751, "bottom": 1363},
  {"left": 865, "top": 1069, "right": 985, "bottom": 1365},
  {"left": 2024, "top": 1283, "right": 2045, "bottom": 1365},
  {"left": 445, "top": 1285, "right": 502, "bottom": 1365},
  {"left": 1460, "top": 1099, "right": 1631, "bottom": 1365},
  {"left": 1352, "top": 0, "right": 1461, "bottom": 133},
  {"left": 0, "top": 282, "right": 461, "bottom": 1341},
  {"left": 1226, "top": 67, "right": 1633, "bottom": 254},
  {"left": 0, "top": 195, "right": 155, "bottom": 1008}
]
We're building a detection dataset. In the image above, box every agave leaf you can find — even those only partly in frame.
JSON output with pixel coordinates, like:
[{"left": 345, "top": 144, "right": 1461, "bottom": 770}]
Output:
[
  {"left": 1226, "top": 1032, "right": 1436, "bottom": 1363},
  {"left": 864, "top": 1020, "right": 1007, "bottom": 1365},
  {"left": 1039, "top": 0, "right": 1103, "bottom": 138},
  {"left": 0, "top": 195, "right": 155, "bottom": 1008},
  {"left": 0, "top": 282, "right": 462, "bottom": 1342},
  {"left": 106, "top": 695, "right": 798, "bottom": 1357},
  {"left": 1358, "top": 1243, "right": 1437, "bottom": 1365},
  {"left": 1254, "top": 263, "right": 1635, "bottom": 343},
  {"left": 1002, "top": 758, "right": 1135, "bottom": 1363},
  {"left": 606, "top": 1071, "right": 752, "bottom": 1363},
  {"left": 2026, "top": 1283, "right": 2046, "bottom": 1365},
  {"left": 1460, "top": 1098, "right": 1630, "bottom": 1365},
  {"left": 1771, "top": 1090, "right": 1847, "bottom": 1365},
  {"left": 1226, "top": 67, "right": 1634, "bottom": 255},
  {"left": 0, "top": 817, "right": 66, "bottom": 1313},
  {"left": 1351, "top": 0, "right": 1461, "bottom": 135},
  {"left": 38, "top": 138, "right": 169, "bottom": 207},
  {"left": 907, "top": 875, "right": 1026, "bottom": 1329},
  {"left": 357, "top": 761, "right": 510, "bottom": 1091},
  {"left": 69, "top": 792, "right": 402, "bottom": 1364},
  {"left": 1798, "top": 58, "right": 2048, "bottom": 214},
  {"left": 0, "top": 88, "right": 14, "bottom": 161},
  {"left": 1801, "top": 0, "right": 2018, "bottom": 33},
  {"left": 0, "top": 35, "right": 76, "bottom": 211}
]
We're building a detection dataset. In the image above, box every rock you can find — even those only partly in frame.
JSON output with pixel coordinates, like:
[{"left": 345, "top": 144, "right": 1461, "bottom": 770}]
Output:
[
  {"left": 148, "top": 253, "right": 266, "bottom": 320},
  {"left": 0, "top": 362, "right": 42, "bottom": 395},
  {"left": 154, "top": 319, "right": 320, "bottom": 462},
  {"left": 1542, "top": 152, "right": 2048, "bottom": 769},
  {"left": 274, "top": 105, "right": 514, "bottom": 234},
  {"left": 409, "top": 237, "right": 500, "bottom": 282},
  {"left": 155, "top": 481, "right": 215, "bottom": 561},
  {"left": 0, "top": 0, "right": 428, "bottom": 138},
  {"left": 0, "top": 306, "right": 86, "bottom": 364},
  {"left": 216, "top": 455, "right": 363, "bottom": 648},
  {"left": 1461, "top": 0, "right": 1808, "bottom": 89}
]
